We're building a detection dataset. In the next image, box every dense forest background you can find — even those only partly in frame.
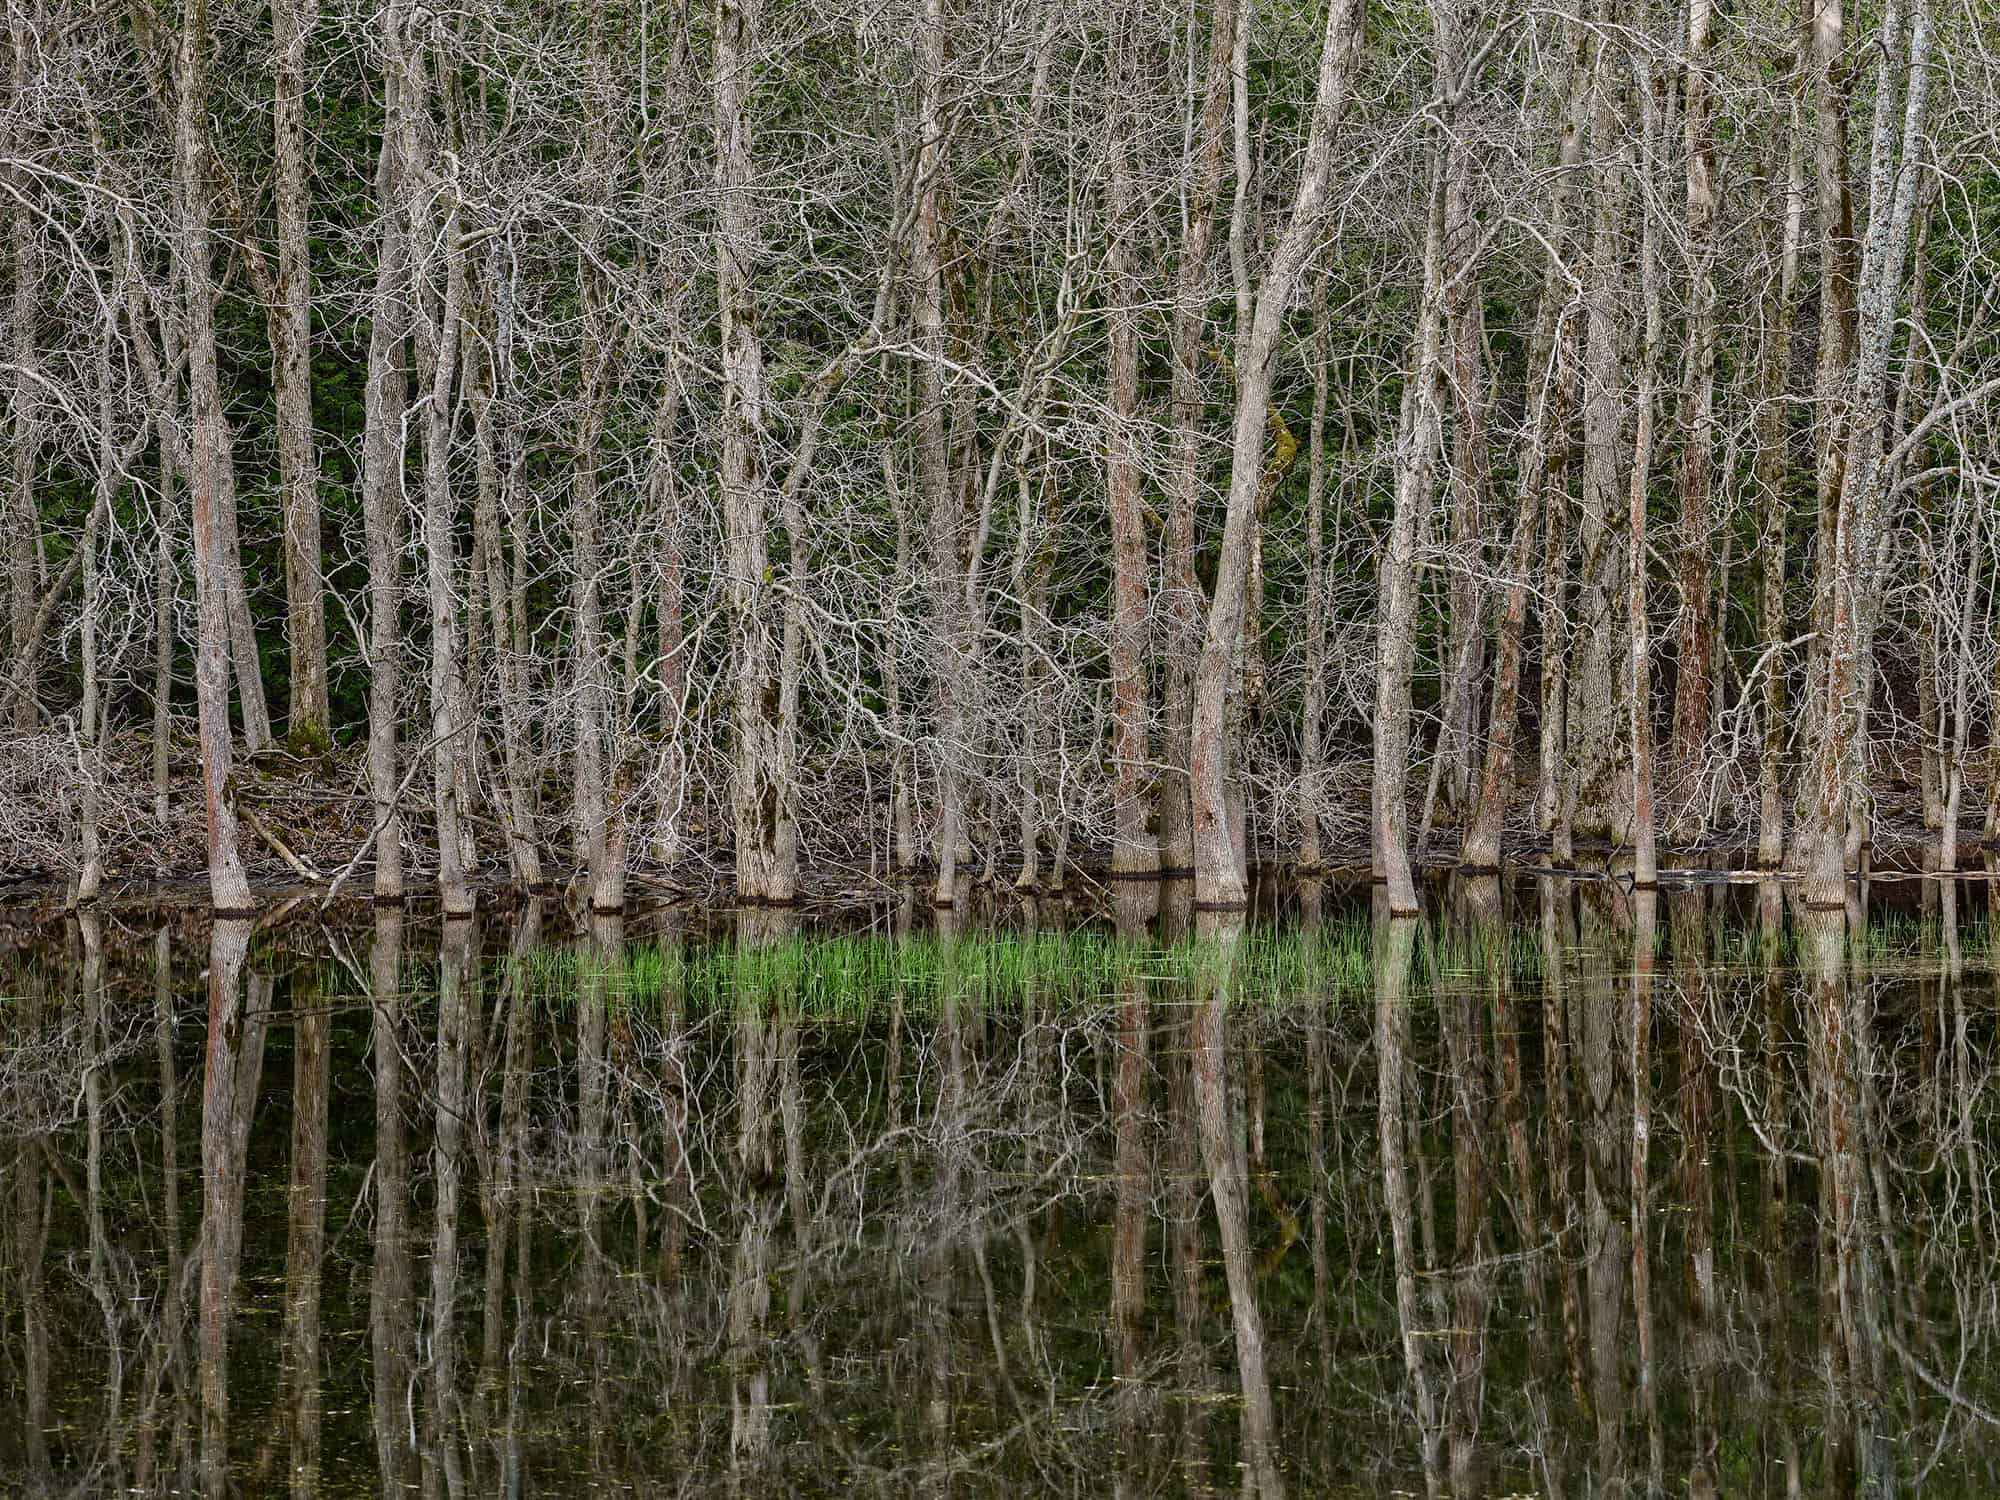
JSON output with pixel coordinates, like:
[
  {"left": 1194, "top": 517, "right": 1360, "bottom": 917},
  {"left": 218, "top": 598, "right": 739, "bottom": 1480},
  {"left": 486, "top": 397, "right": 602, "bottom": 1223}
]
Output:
[{"left": 1, "top": 0, "right": 1995, "bottom": 910}]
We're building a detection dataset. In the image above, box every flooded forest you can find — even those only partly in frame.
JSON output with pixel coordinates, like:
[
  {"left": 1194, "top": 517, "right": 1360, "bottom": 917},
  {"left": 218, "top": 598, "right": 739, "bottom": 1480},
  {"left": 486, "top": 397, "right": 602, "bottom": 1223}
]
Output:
[
  {"left": 5, "top": 0, "right": 2000, "bottom": 1491},
  {"left": 0, "top": 0, "right": 1994, "bottom": 912}
]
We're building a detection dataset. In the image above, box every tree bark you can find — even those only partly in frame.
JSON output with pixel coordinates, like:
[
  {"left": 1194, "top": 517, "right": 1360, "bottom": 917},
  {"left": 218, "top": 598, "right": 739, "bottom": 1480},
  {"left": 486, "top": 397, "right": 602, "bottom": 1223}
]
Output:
[
  {"left": 272, "top": 0, "right": 327, "bottom": 744},
  {"left": 176, "top": 0, "right": 255, "bottom": 912},
  {"left": 1373, "top": 163, "right": 1446, "bottom": 917},
  {"left": 361, "top": 27, "right": 412, "bottom": 902},
  {"left": 715, "top": 0, "right": 795, "bottom": 904},
  {"left": 1102, "top": 12, "right": 1154, "bottom": 880},
  {"left": 1753, "top": 87, "right": 1805, "bottom": 871},
  {"left": 1669, "top": 0, "right": 1718, "bottom": 839},
  {"left": 1157, "top": 0, "right": 1237, "bottom": 876},
  {"left": 1801, "top": 0, "right": 1933, "bottom": 906}
]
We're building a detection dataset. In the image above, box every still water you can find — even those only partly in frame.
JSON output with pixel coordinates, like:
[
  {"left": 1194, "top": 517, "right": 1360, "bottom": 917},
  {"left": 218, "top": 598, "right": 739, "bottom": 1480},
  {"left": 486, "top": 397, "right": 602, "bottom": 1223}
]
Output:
[{"left": 4, "top": 876, "right": 1998, "bottom": 1497}]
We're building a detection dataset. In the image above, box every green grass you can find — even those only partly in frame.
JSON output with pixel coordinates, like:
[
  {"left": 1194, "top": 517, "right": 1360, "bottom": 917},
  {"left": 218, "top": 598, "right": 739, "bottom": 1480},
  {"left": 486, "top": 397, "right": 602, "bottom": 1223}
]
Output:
[{"left": 502, "top": 919, "right": 1563, "bottom": 1020}]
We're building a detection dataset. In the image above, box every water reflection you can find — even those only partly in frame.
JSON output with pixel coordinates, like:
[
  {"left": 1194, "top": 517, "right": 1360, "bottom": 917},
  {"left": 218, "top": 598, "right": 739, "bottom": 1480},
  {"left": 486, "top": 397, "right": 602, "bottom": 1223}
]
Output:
[{"left": 11, "top": 886, "right": 2000, "bottom": 1493}]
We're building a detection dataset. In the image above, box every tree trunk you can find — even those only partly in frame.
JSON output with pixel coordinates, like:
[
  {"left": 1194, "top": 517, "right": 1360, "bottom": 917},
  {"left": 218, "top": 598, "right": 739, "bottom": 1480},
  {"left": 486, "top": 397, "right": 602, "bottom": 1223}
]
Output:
[
  {"left": 406, "top": 74, "right": 474, "bottom": 917},
  {"left": 1754, "top": 88, "right": 1805, "bottom": 871},
  {"left": 1801, "top": 0, "right": 1933, "bottom": 906},
  {"left": 5, "top": 10, "right": 38, "bottom": 732},
  {"left": 1569, "top": 3, "right": 1631, "bottom": 845},
  {"left": 1627, "top": 53, "right": 1664, "bottom": 889},
  {"left": 1300, "top": 279, "right": 1331, "bottom": 873},
  {"left": 1102, "top": 14, "right": 1154, "bottom": 880},
  {"left": 272, "top": 0, "right": 327, "bottom": 745},
  {"left": 715, "top": 0, "right": 795, "bottom": 905},
  {"left": 176, "top": 0, "right": 255, "bottom": 913},
  {"left": 361, "top": 37, "right": 411, "bottom": 903},
  {"left": 1157, "top": 0, "right": 1236, "bottom": 876},
  {"left": 1670, "top": 0, "right": 1718, "bottom": 840},
  {"left": 1373, "top": 162, "right": 1447, "bottom": 918}
]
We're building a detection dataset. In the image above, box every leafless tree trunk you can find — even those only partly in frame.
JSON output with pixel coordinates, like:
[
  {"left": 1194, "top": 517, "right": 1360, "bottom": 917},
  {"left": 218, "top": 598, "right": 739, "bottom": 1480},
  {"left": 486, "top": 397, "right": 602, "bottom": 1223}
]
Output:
[
  {"left": 1569, "top": 2, "right": 1631, "bottom": 845},
  {"left": 1801, "top": 0, "right": 1934, "bottom": 906},
  {"left": 1102, "top": 11, "right": 1154, "bottom": 880},
  {"left": 5, "top": 10, "right": 39, "bottom": 732},
  {"left": 1626, "top": 52, "right": 1664, "bottom": 889},
  {"left": 1753, "top": 86, "right": 1805, "bottom": 871},
  {"left": 271, "top": 0, "right": 327, "bottom": 744},
  {"left": 1374, "top": 161, "right": 1447, "bottom": 916},
  {"left": 176, "top": 0, "right": 254, "bottom": 912},
  {"left": 1669, "top": 0, "right": 1718, "bottom": 841},
  {"left": 1157, "top": 0, "right": 1236, "bottom": 876},
  {"left": 715, "top": 0, "right": 796, "bottom": 905}
]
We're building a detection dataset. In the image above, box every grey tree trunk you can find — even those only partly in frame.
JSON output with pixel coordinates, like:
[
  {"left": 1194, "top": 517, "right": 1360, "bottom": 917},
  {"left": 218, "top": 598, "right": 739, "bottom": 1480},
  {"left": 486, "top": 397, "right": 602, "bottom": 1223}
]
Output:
[
  {"left": 1103, "top": 17, "right": 1154, "bottom": 880},
  {"left": 361, "top": 40, "right": 411, "bottom": 902},
  {"left": 1753, "top": 91, "right": 1805, "bottom": 870},
  {"left": 1157, "top": 0, "right": 1236, "bottom": 876},
  {"left": 1372, "top": 161, "right": 1447, "bottom": 917},
  {"left": 272, "top": 0, "right": 327, "bottom": 745},
  {"left": 715, "top": 0, "right": 796, "bottom": 905},
  {"left": 1802, "top": 0, "right": 1933, "bottom": 906},
  {"left": 1569, "top": 3, "right": 1631, "bottom": 845},
  {"left": 5, "top": 10, "right": 38, "bottom": 732},
  {"left": 1669, "top": 0, "right": 1718, "bottom": 840},
  {"left": 1626, "top": 53, "right": 1664, "bottom": 889},
  {"left": 175, "top": 0, "right": 254, "bottom": 913}
]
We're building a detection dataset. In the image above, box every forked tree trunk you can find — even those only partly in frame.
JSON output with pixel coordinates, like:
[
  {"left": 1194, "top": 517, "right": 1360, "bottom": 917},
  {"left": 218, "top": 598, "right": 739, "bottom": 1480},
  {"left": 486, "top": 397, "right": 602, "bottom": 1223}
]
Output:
[
  {"left": 1464, "top": 5, "right": 1584, "bottom": 868},
  {"left": 1191, "top": 0, "right": 1360, "bottom": 909},
  {"left": 1801, "top": 0, "right": 1932, "bottom": 906}
]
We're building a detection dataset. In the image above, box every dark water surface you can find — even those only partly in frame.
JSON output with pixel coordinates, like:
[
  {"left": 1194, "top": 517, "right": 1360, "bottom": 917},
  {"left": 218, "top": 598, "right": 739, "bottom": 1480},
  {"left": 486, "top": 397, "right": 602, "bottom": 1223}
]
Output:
[{"left": 6, "top": 876, "right": 2000, "bottom": 1497}]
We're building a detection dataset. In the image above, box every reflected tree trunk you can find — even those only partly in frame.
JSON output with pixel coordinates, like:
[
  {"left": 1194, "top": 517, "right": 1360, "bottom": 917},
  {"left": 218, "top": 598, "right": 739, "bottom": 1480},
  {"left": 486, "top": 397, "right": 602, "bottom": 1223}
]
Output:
[
  {"left": 199, "top": 918, "right": 263, "bottom": 1499},
  {"left": 283, "top": 960, "right": 330, "bottom": 1500},
  {"left": 1192, "top": 915, "right": 1285, "bottom": 1498},
  {"left": 1376, "top": 913, "right": 1442, "bottom": 1497},
  {"left": 370, "top": 910, "right": 416, "bottom": 1492}
]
